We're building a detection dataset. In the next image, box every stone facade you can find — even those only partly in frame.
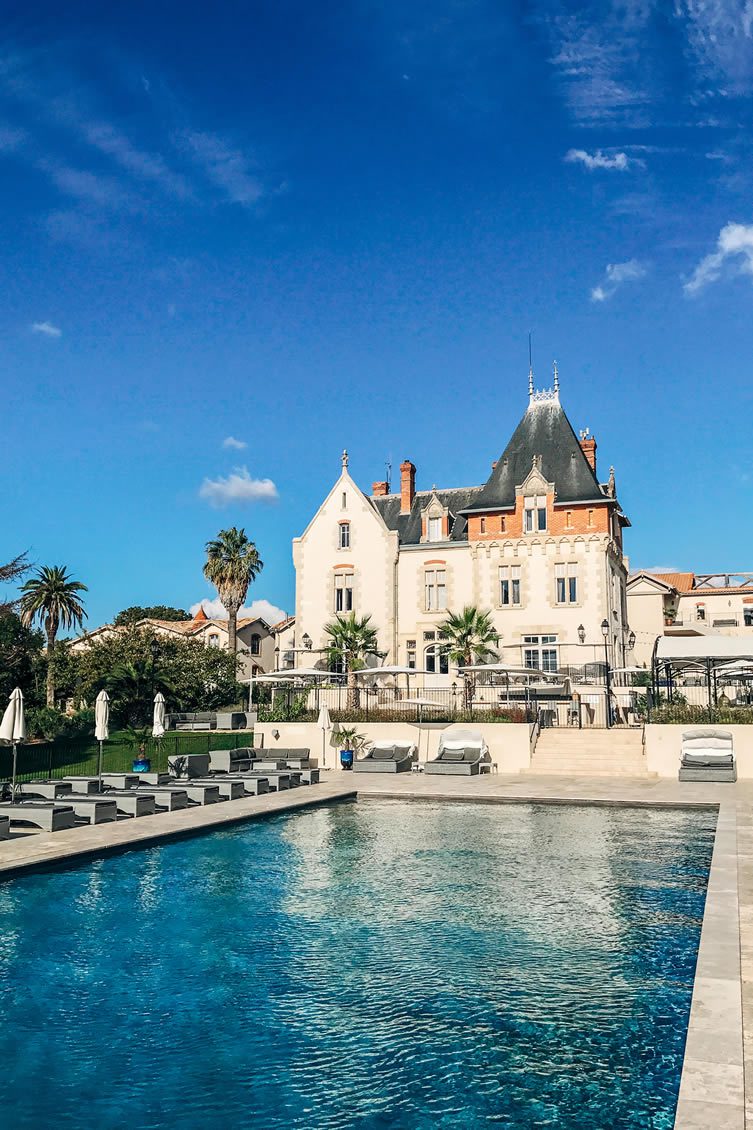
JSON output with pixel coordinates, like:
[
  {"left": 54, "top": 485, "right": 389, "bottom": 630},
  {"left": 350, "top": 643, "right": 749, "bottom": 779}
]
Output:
[{"left": 293, "top": 381, "right": 633, "bottom": 684}]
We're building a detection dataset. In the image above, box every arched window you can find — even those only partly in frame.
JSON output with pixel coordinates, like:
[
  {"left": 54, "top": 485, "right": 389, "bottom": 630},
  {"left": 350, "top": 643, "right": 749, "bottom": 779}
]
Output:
[
  {"left": 250, "top": 633, "right": 261, "bottom": 655},
  {"left": 424, "top": 643, "right": 449, "bottom": 675}
]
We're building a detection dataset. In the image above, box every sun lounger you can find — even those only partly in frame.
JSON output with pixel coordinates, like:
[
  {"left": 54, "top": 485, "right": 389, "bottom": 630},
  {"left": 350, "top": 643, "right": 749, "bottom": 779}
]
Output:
[
  {"left": 137, "top": 783, "right": 223, "bottom": 805},
  {"left": 201, "top": 776, "right": 270, "bottom": 796},
  {"left": 129, "top": 772, "right": 171, "bottom": 786},
  {"left": 60, "top": 795, "right": 119, "bottom": 824},
  {"left": 189, "top": 778, "right": 246, "bottom": 801},
  {"left": 228, "top": 771, "right": 294, "bottom": 791},
  {"left": 0, "top": 802, "right": 76, "bottom": 832},
  {"left": 0, "top": 815, "right": 9, "bottom": 839},
  {"left": 353, "top": 741, "right": 416, "bottom": 774},
  {"left": 100, "top": 773, "right": 143, "bottom": 789},
  {"left": 132, "top": 787, "right": 189, "bottom": 811},
  {"left": 425, "top": 729, "right": 491, "bottom": 776},
  {"left": 206, "top": 749, "right": 256, "bottom": 775},
  {"left": 62, "top": 776, "right": 104, "bottom": 795},
  {"left": 16, "top": 780, "right": 74, "bottom": 800},
  {"left": 97, "top": 791, "right": 157, "bottom": 817},
  {"left": 679, "top": 729, "right": 737, "bottom": 782}
]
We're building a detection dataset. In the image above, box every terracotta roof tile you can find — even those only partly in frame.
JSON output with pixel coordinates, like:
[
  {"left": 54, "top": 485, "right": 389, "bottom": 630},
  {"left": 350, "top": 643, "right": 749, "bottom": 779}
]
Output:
[{"left": 651, "top": 572, "right": 696, "bottom": 592}]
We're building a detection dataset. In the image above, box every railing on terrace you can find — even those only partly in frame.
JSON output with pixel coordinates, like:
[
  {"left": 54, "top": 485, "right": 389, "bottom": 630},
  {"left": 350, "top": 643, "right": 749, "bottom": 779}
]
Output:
[{"left": 0, "top": 730, "right": 255, "bottom": 787}]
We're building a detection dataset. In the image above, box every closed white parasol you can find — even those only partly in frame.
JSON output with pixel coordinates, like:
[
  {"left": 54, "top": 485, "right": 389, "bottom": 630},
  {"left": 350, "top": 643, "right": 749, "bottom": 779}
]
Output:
[
  {"left": 94, "top": 689, "right": 110, "bottom": 788},
  {"left": 317, "top": 703, "right": 332, "bottom": 769},
  {"left": 0, "top": 687, "right": 26, "bottom": 803}
]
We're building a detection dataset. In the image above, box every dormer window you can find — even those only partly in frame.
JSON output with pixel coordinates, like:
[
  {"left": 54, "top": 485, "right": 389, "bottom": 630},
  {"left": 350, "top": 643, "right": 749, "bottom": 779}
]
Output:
[
  {"left": 524, "top": 495, "right": 547, "bottom": 533},
  {"left": 427, "top": 516, "right": 442, "bottom": 542},
  {"left": 339, "top": 522, "right": 350, "bottom": 549}
]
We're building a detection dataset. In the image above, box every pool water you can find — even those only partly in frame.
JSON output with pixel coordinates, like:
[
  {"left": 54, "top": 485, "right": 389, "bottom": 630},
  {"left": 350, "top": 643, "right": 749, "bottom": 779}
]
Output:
[{"left": 0, "top": 800, "right": 715, "bottom": 1129}]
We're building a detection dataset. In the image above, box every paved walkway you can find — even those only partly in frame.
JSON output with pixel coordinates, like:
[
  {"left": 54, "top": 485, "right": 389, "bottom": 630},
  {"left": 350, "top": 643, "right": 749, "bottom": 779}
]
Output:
[{"left": 1, "top": 769, "right": 750, "bottom": 1128}]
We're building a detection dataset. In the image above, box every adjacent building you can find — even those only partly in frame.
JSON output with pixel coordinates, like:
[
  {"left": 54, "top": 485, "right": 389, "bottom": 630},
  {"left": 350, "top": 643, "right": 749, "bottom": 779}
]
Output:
[{"left": 293, "top": 372, "right": 633, "bottom": 684}]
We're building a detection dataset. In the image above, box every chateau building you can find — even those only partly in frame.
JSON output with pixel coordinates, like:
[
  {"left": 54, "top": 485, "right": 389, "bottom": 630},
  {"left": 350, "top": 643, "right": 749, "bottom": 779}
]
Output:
[{"left": 293, "top": 372, "right": 632, "bottom": 683}]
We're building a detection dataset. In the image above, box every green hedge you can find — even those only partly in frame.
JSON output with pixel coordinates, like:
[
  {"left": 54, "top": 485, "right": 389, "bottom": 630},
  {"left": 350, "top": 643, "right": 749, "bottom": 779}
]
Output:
[{"left": 649, "top": 705, "right": 753, "bottom": 725}]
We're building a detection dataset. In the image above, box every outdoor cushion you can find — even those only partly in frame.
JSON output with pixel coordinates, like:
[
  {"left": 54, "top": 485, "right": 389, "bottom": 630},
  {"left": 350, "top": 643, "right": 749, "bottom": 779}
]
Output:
[
  {"left": 462, "top": 748, "right": 482, "bottom": 762},
  {"left": 682, "top": 736, "right": 733, "bottom": 751},
  {"left": 392, "top": 744, "right": 414, "bottom": 758},
  {"left": 440, "top": 749, "right": 465, "bottom": 762},
  {"left": 371, "top": 746, "right": 397, "bottom": 761},
  {"left": 682, "top": 729, "right": 733, "bottom": 742},
  {"left": 682, "top": 751, "right": 734, "bottom": 767}
]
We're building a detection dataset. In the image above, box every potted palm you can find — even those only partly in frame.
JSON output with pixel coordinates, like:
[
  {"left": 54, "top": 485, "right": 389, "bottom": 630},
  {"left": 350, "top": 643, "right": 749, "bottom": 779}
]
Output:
[{"left": 331, "top": 725, "right": 364, "bottom": 770}]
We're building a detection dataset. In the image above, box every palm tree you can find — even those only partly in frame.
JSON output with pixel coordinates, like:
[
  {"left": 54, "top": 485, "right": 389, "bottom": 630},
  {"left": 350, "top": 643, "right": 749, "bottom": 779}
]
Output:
[
  {"left": 107, "top": 660, "right": 177, "bottom": 727},
  {"left": 324, "top": 612, "right": 382, "bottom": 710},
  {"left": 203, "top": 528, "right": 263, "bottom": 655},
  {"left": 441, "top": 606, "right": 499, "bottom": 710},
  {"left": 20, "top": 565, "right": 88, "bottom": 707}
]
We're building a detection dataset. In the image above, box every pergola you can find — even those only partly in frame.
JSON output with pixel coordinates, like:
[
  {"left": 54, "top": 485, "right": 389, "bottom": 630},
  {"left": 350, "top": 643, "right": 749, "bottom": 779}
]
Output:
[{"left": 653, "top": 635, "right": 753, "bottom": 709}]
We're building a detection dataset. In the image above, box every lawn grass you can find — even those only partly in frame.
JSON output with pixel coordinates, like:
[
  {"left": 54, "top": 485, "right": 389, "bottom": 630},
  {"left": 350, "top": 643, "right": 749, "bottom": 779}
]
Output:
[{"left": 1, "top": 729, "right": 256, "bottom": 783}]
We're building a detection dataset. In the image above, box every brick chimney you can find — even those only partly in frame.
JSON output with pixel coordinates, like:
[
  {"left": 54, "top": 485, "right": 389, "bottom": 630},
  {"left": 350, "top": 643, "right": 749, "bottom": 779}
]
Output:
[
  {"left": 579, "top": 432, "right": 597, "bottom": 473},
  {"left": 400, "top": 460, "right": 416, "bottom": 514},
  {"left": 371, "top": 481, "right": 389, "bottom": 497}
]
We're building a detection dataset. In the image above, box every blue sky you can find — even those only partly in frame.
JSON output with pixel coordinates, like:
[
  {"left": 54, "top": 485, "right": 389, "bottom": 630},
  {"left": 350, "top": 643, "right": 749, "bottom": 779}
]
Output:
[{"left": 3, "top": 1, "right": 753, "bottom": 628}]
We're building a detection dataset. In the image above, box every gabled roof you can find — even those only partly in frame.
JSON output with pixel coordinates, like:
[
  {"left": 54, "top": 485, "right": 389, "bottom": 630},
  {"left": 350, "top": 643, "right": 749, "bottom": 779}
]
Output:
[
  {"left": 370, "top": 486, "right": 484, "bottom": 546},
  {"left": 650, "top": 572, "right": 696, "bottom": 593},
  {"left": 272, "top": 615, "right": 295, "bottom": 633},
  {"left": 627, "top": 572, "right": 679, "bottom": 594},
  {"left": 465, "top": 399, "right": 609, "bottom": 513}
]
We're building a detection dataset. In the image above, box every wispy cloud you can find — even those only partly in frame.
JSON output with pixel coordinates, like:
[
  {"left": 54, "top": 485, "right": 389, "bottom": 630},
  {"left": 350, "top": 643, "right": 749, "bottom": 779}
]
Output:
[
  {"left": 190, "top": 597, "right": 287, "bottom": 625},
  {"left": 590, "top": 259, "right": 647, "bottom": 302},
  {"left": 31, "top": 321, "right": 62, "bottom": 338},
  {"left": 685, "top": 221, "right": 753, "bottom": 293},
  {"left": 564, "top": 148, "right": 640, "bottom": 171},
  {"left": 199, "top": 466, "right": 278, "bottom": 507},
  {"left": 0, "top": 123, "right": 24, "bottom": 150},
  {"left": 179, "top": 130, "right": 263, "bottom": 205},
  {"left": 222, "top": 435, "right": 247, "bottom": 450}
]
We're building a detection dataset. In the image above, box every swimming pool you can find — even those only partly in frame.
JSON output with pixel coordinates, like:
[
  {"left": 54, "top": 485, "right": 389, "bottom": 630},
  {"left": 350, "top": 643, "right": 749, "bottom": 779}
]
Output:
[{"left": 0, "top": 800, "right": 715, "bottom": 1129}]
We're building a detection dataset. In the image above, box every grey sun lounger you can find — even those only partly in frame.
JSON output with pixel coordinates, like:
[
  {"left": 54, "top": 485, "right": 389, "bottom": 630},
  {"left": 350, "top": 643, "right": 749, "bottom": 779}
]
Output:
[
  {"left": 425, "top": 729, "right": 491, "bottom": 776},
  {"left": 353, "top": 741, "right": 416, "bottom": 774},
  {"left": 0, "top": 815, "right": 9, "bottom": 840},
  {"left": 679, "top": 729, "right": 737, "bottom": 782},
  {"left": 186, "top": 778, "right": 246, "bottom": 801},
  {"left": 97, "top": 791, "right": 157, "bottom": 817},
  {"left": 62, "top": 776, "right": 105, "bottom": 795},
  {"left": 0, "top": 802, "right": 76, "bottom": 832},
  {"left": 60, "top": 795, "right": 119, "bottom": 824},
  {"left": 16, "top": 780, "right": 74, "bottom": 800},
  {"left": 100, "top": 773, "right": 144, "bottom": 789},
  {"left": 137, "top": 782, "right": 223, "bottom": 805},
  {"left": 130, "top": 786, "right": 189, "bottom": 811},
  {"left": 229, "top": 771, "right": 295, "bottom": 791}
]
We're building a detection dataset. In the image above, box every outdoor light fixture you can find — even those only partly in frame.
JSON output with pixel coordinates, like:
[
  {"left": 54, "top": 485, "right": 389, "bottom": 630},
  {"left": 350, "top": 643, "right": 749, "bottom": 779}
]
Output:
[
  {"left": 150, "top": 637, "right": 159, "bottom": 663},
  {"left": 600, "top": 618, "right": 609, "bottom": 638},
  {"left": 302, "top": 632, "right": 312, "bottom": 650},
  {"left": 577, "top": 624, "right": 586, "bottom": 644},
  {"left": 628, "top": 629, "right": 636, "bottom": 651}
]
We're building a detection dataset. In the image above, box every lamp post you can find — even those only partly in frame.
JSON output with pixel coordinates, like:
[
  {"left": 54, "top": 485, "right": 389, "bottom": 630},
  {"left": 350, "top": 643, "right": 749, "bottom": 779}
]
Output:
[
  {"left": 601, "top": 618, "right": 612, "bottom": 729},
  {"left": 627, "top": 628, "right": 636, "bottom": 652},
  {"left": 451, "top": 680, "right": 457, "bottom": 717},
  {"left": 302, "top": 632, "right": 312, "bottom": 652}
]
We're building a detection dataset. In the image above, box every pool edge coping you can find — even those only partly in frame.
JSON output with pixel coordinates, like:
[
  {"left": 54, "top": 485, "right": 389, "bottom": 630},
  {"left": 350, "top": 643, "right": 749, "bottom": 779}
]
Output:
[{"left": 674, "top": 800, "right": 744, "bottom": 1128}]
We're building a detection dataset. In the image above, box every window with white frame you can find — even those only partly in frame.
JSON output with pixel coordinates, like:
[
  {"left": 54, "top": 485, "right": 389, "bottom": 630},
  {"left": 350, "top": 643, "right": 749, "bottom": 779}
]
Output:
[
  {"left": 407, "top": 640, "right": 416, "bottom": 668},
  {"left": 499, "top": 564, "right": 521, "bottom": 607},
  {"left": 555, "top": 562, "right": 578, "bottom": 604},
  {"left": 696, "top": 603, "right": 706, "bottom": 622},
  {"left": 425, "top": 643, "right": 449, "bottom": 675},
  {"left": 745, "top": 608, "right": 753, "bottom": 627},
  {"left": 424, "top": 568, "right": 447, "bottom": 611},
  {"left": 523, "top": 495, "right": 547, "bottom": 533},
  {"left": 250, "top": 633, "right": 261, "bottom": 655},
  {"left": 523, "top": 634, "right": 558, "bottom": 672},
  {"left": 338, "top": 522, "right": 350, "bottom": 549},
  {"left": 334, "top": 572, "right": 354, "bottom": 613},
  {"left": 427, "top": 516, "right": 443, "bottom": 542}
]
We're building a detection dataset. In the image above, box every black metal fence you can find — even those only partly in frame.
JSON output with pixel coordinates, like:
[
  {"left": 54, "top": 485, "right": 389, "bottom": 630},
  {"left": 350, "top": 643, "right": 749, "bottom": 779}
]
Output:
[{"left": 0, "top": 730, "right": 255, "bottom": 786}]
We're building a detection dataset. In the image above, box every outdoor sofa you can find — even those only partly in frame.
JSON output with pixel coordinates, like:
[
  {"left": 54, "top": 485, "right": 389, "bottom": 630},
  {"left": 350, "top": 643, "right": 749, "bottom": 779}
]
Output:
[
  {"left": 424, "top": 730, "right": 491, "bottom": 776},
  {"left": 168, "top": 711, "right": 249, "bottom": 732},
  {"left": 679, "top": 729, "right": 737, "bottom": 783},
  {"left": 353, "top": 741, "right": 417, "bottom": 773}
]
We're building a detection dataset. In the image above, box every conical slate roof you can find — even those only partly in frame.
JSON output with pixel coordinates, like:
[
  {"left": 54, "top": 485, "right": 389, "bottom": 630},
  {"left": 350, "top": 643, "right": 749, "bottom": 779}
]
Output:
[{"left": 465, "top": 398, "right": 607, "bottom": 512}]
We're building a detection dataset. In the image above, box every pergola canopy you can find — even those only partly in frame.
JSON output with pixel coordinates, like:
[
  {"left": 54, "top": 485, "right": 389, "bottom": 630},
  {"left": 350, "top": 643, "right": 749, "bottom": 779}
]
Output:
[{"left": 655, "top": 636, "right": 753, "bottom": 665}]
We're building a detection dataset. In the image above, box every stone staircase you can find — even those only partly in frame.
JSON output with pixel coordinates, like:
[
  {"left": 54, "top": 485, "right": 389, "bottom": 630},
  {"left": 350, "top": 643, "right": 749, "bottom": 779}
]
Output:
[{"left": 526, "top": 727, "right": 653, "bottom": 778}]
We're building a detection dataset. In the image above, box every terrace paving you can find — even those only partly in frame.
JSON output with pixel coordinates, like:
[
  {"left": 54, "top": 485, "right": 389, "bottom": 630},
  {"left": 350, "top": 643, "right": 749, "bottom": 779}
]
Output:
[{"left": 1, "top": 769, "right": 751, "bottom": 1129}]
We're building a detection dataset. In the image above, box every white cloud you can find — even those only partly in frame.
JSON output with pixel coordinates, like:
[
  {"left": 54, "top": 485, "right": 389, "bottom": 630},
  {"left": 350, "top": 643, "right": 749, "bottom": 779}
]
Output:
[
  {"left": 590, "top": 259, "right": 647, "bottom": 302},
  {"left": 564, "top": 148, "right": 638, "bottom": 171},
  {"left": 642, "top": 565, "right": 680, "bottom": 574},
  {"left": 198, "top": 466, "right": 278, "bottom": 507},
  {"left": 222, "top": 435, "right": 247, "bottom": 450},
  {"left": 190, "top": 597, "right": 288, "bottom": 625},
  {"left": 31, "top": 321, "right": 62, "bottom": 337},
  {"left": 685, "top": 222, "right": 753, "bottom": 294},
  {"left": 180, "top": 130, "right": 263, "bottom": 205}
]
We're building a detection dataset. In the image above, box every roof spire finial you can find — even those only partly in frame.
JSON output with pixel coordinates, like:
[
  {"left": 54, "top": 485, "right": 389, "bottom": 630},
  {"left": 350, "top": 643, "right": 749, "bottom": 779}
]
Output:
[
  {"left": 553, "top": 359, "right": 559, "bottom": 396},
  {"left": 341, "top": 448, "right": 349, "bottom": 469},
  {"left": 528, "top": 331, "right": 534, "bottom": 400}
]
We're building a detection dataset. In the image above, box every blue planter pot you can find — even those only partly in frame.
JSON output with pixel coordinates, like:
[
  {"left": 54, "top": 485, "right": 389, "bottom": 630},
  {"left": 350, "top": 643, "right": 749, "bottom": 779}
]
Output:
[
  {"left": 132, "top": 759, "right": 151, "bottom": 773},
  {"left": 339, "top": 749, "right": 354, "bottom": 770}
]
